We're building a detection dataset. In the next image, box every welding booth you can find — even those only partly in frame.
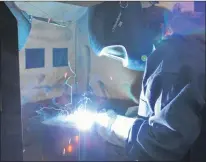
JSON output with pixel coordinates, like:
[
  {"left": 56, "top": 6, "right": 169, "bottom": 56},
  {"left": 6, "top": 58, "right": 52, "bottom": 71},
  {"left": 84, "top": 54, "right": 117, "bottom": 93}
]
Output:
[
  {"left": 0, "top": 2, "right": 133, "bottom": 161},
  {"left": 0, "top": 2, "right": 205, "bottom": 161}
]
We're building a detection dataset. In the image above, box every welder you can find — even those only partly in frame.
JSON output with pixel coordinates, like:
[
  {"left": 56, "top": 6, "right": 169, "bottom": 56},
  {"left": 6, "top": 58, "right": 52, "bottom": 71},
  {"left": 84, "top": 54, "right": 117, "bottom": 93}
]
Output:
[{"left": 88, "top": 2, "right": 205, "bottom": 161}]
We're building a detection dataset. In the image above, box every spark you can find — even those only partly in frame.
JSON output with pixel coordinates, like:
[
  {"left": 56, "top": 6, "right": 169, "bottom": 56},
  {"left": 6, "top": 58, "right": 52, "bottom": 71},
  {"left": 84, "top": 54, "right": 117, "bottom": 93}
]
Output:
[
  {"left": 54, "top": 108, "right": 110, "bottom": 131},
  {"left": 52, "top": 60, "right": 76, "bottom": 107},
  {"left": 65, "top": 109, "right": 96, "bottom": 130},
  {"left": 33, "top": 59, "right": 105, "bottom": 132},
  {"left": 32, "top": 59, "right": 77, "bottom": 122},
  {"left": 37, "top": 106, "right": 70, "bottom": 116},
  {"left": 77, "top": 93, "right": 92, "bottom": 110}
]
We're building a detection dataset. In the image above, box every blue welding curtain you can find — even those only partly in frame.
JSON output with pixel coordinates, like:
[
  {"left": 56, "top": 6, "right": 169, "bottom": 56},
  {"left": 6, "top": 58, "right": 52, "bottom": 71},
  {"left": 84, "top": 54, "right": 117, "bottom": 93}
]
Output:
[
  {"left": 194, "top": 2, "right": 205, "bottom": 12},
  {"left": 5, "top": 2, "right": 31, "bottom": 51}
]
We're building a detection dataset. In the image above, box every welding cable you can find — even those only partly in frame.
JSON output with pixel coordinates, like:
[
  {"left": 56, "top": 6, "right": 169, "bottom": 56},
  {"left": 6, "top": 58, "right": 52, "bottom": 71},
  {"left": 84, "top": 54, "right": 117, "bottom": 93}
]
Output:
[
  {"left": 84, "top": 45, "right": 92, "bottom": 92},
  {"left": 97, "top": 80, "right": 113, "bottom": 100},
  {"left": 97, "top": 80, "right": 108, "bottom": 99}
]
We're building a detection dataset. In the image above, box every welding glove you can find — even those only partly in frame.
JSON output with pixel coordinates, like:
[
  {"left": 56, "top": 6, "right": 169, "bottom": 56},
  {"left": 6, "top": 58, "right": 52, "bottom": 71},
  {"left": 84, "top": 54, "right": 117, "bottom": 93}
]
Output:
[{"left": 95, "top": 109, "right": 136, "bottom": 148}]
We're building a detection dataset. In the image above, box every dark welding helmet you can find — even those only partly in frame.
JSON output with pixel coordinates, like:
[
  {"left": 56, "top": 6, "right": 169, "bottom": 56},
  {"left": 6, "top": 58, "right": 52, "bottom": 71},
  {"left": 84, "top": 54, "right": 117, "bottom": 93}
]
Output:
[{"left": 88, "top": 1, "right": 156, "bottom": 71}]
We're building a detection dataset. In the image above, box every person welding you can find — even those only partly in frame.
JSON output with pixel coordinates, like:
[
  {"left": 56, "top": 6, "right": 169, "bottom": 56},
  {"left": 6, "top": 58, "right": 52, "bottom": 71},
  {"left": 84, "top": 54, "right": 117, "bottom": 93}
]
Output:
[{"left": 87, "top": 2, "right": 205, "bottom": 161}]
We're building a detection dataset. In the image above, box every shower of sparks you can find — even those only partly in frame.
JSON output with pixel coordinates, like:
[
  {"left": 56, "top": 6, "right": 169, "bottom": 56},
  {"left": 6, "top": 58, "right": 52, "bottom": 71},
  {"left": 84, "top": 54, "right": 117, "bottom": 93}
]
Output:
[
  {"left": 31, "top": 60, "right": 77, "bottom": 122},
  {"left": 32, "top": 59, "right": 100, "bottom": 131},
  {"left": 77, "top": 93, "right": 92, "bottom": 110},
  {"left": 50, "top": 60, "right": 76, "bottom": 109},
  {"left": 60, "top": 60, "right": 76, "bottom": 106},
  {"left": 42, "top": 106, "right": 110, "bottom": 131},
  {"left": 30, "top": 59, "right": 110, "bottom": 131}
]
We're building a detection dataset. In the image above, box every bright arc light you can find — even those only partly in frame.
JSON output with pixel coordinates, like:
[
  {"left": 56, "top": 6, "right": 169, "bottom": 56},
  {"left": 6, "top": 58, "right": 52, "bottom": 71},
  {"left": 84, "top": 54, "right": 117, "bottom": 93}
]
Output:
[
  {"left": 95, "top": 112, "right": 110, "bottom": 128},
  {"left": 66, "top": 110, "right": 96, "bottom": 131},
  {"left": 59, "top": 109, "right": 111, "bottom": 131}
]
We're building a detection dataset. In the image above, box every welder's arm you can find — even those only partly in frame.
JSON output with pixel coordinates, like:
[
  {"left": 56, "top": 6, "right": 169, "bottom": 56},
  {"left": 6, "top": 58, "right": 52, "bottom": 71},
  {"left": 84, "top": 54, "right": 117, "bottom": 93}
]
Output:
[
  {"left": 96, "top": 110, "right": 137, "bottom": 148},
  {"left": 99, "top": 64, "right": 204, "bottom": 161},
  {"left": 126, "top": 83, "right": 203, "bottom": 161},
  {"left": 111, "top": 115, "right": 136, "bottom": 142},
  {"left": 97, "top": 85, "right": 202, "bottom": 161},
  {"left": 124, "top": 36, "right": 206, "bottom": 160}
]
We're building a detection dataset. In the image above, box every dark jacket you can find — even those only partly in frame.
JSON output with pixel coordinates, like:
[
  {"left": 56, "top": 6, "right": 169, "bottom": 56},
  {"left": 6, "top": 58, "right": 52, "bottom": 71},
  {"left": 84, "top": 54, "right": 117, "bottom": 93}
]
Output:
[{"left": 125, "top": 14, "right": 205, "bottom": 161}]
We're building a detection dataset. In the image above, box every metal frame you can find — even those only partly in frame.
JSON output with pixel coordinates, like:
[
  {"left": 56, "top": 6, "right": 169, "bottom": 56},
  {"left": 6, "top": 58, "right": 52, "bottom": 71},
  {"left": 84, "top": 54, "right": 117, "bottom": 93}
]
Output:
[{"left": 0, "top": 2, "right": 23, "bottom": 161}]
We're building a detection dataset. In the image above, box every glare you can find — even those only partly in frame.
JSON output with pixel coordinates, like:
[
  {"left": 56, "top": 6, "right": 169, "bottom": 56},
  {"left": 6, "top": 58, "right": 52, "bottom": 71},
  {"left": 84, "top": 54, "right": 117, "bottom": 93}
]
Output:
[
  {"left": 74, "top": 136, "right": 79, "bottom": 143},
  {"left": 67, "top": 144, "right": 73, "bottom": 153},
  {"left": 66, "top": 110, "right": 96, "bottom": 131},
  {"left": 95, "top": 112, "right": 110, "bottom": 127},
  {"left": 60, "top": 109, "right": 111, "bottom": 131}
]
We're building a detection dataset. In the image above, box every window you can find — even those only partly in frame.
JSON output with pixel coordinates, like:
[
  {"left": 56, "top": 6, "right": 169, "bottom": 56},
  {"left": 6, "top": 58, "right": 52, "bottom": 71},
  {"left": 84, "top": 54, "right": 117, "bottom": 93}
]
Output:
[
  {"left": 53, "top": 48, "right": 68, "bottom": 67},
  {"left": 25, "top": 48, "right": 45, "bottom": 69}
]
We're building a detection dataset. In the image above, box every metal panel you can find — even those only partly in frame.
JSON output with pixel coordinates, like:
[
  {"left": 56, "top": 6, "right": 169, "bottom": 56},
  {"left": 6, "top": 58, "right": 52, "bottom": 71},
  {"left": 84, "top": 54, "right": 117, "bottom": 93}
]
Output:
[{"left": 0, "top": 2, "right": 23, "bottom": 161}]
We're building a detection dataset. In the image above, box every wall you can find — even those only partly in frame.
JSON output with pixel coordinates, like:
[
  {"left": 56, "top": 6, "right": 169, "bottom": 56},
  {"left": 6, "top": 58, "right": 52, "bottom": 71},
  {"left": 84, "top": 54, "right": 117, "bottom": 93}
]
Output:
[{"left": 19, "top": 19, "right": 76, "bottom": 104}]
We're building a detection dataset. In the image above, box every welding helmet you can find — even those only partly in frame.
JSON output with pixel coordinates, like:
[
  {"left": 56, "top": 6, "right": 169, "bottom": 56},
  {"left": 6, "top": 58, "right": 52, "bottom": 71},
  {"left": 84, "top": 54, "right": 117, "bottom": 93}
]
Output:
[{"left": 88, "top": 1, "right": 156, "bottom": 71}]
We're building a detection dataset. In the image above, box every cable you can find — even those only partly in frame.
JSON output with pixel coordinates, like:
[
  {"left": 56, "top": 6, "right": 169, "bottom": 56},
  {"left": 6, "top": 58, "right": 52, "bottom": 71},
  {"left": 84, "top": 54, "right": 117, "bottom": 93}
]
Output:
[{"left": 18, "top": 2, "right": 72, "bottom": 27}]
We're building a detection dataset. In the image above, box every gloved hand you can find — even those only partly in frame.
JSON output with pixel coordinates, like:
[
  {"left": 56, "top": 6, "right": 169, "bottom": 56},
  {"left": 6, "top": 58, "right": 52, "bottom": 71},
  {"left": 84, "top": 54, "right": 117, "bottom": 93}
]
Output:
[
  {"left": 95, "top": 109, "right": 137, "bottom": 148},
  {"left": 95, "top": 110, "right": 121, "bottom": 146}
]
